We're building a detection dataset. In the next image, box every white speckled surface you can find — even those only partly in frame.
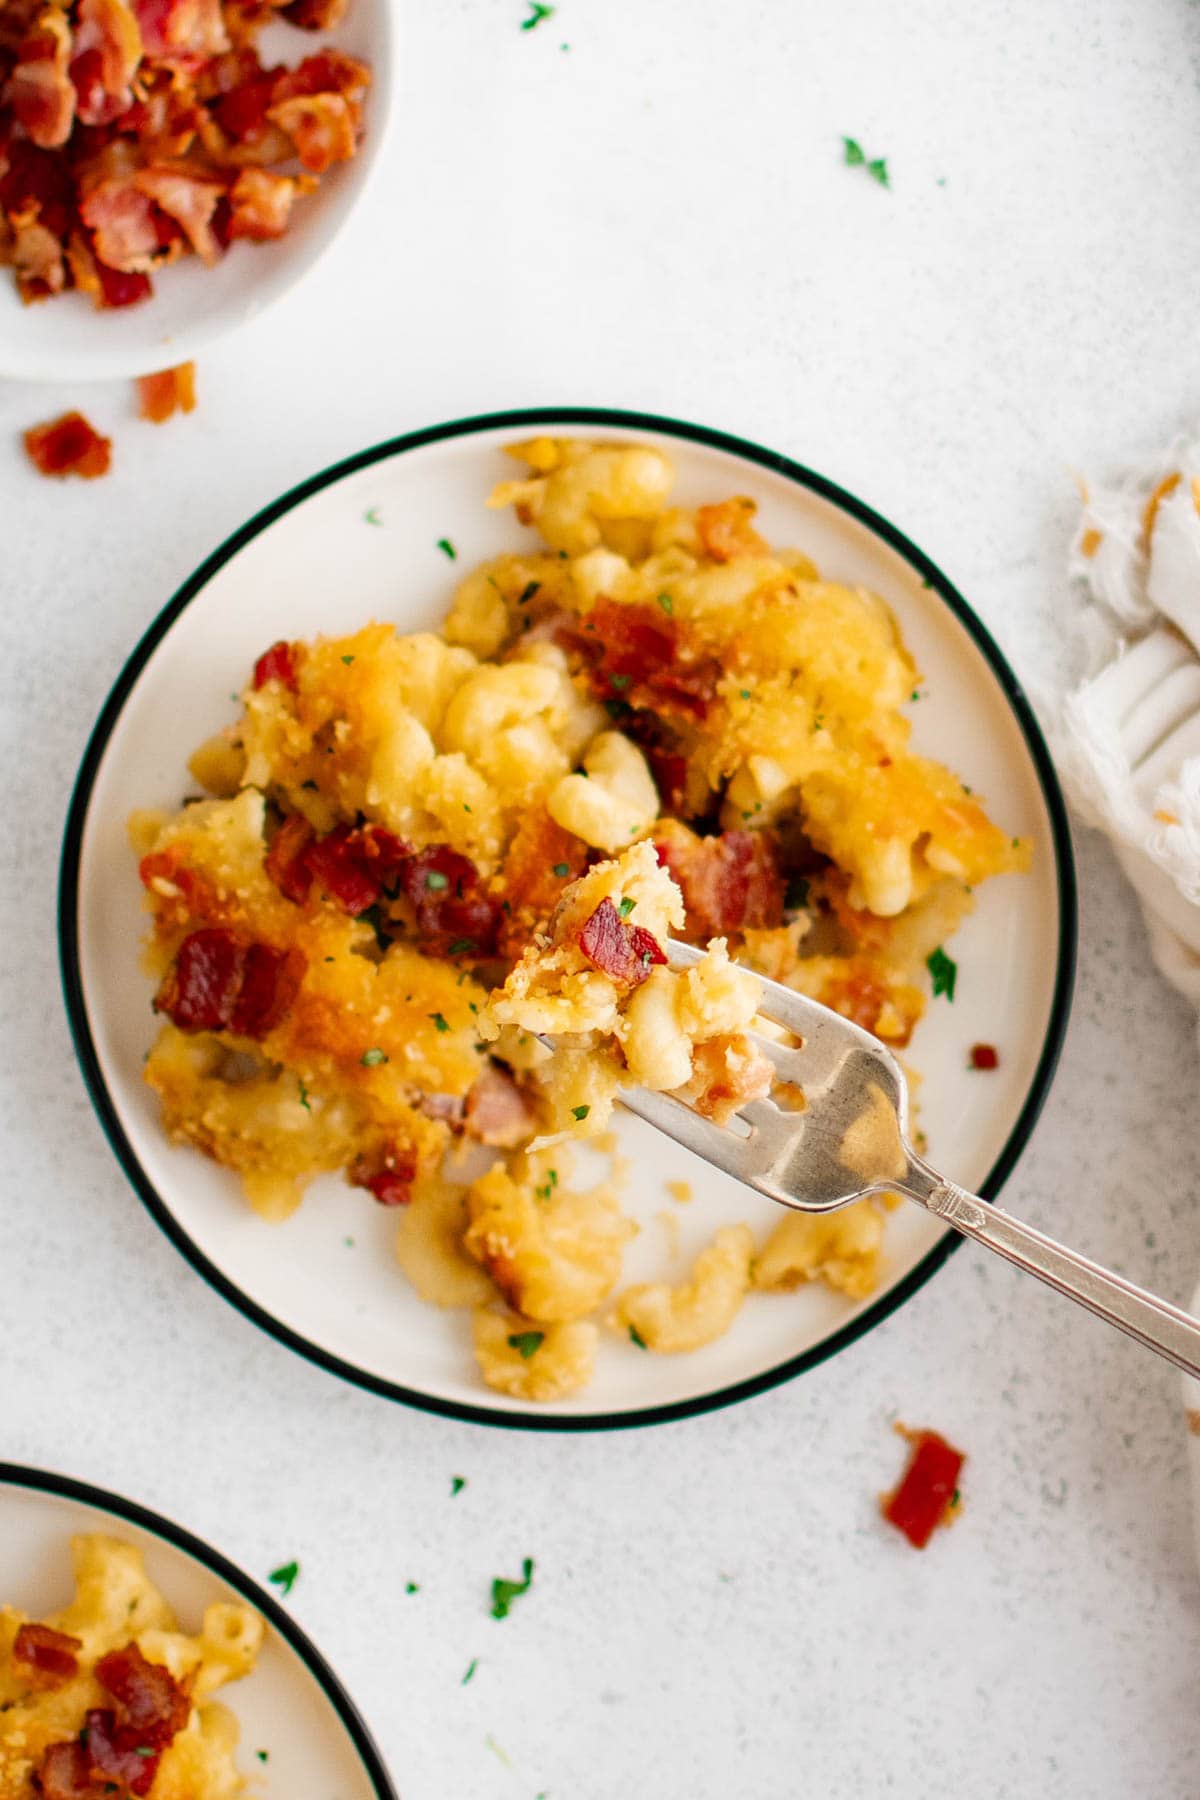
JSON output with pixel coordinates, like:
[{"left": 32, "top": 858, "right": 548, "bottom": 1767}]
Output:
[{"left": 4, "top": 1, "right": 1200, "bottom": 1794}]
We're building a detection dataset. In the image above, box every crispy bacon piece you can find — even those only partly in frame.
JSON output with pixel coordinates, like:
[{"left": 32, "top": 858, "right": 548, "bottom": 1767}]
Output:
[
  {"left": 695, "top": 496, "right": 767, "bottom": 563},
  {"left": 24, "top": 411, "right": 112, "bottom": 479},
  {"left": 10, "top": 217, "right": 65, "bottom": 297},
  {"left": 567, "top": 598, "right": 721, "bottom": 721},
  {"left": 399, "top": 845, "right": 501, "bottom": 958},
  {"left": 252, "top": 638, "right": 299, "bottom": 690},
  {"left": 465, "top": 1063, "right": 537, "bottom": 1147},
  {"left": 12, "top": 1622, "right": 81, "bottom": 1680},
  {"left": 137, "top": 359, "right": 196, "bottom": 421},
  {"left": 70, "top": 0, "right": 143, "bottom": 126},
  {"left": 227, "top": 165, "right": 299, "bottom": 238},
  {"left": 351, "top": 1145, "right": 417, "bottom": 1207},
  {"left": 94, "top": 1642, "right": 190, "bottom": 1748},
  {"left": 269, "top": 47, "right": 369, "bottom": 100},
  {"left": 35, "top": 1741, "right": 95, "bottom": 1800},
  {"left": 264, "top": 810, "right": 316, "bottom": 903},
  {"left": 6, "top": 11, "right": 75, "bottom": 148},
  {"left": 282, "top": 0, "right": 349, "bottom": 27},
  {"left": 493, "top": 811, "right": 587, "bottom": 959},
  {"left": 969, "top": 1042, "right": 998, "bottom": 1070},
  {"left": 131, "top": 0, "right": 227, "bottom": 61},
  {"left": 134, "top": 164, "right": 223, "bottom": 261},
  {"left": 79, "top": 168, "right": 160, "bottom": 272},
  {"left": 689, "top": 1032, "right": 774, "bottom": 1126},
  {"left": 305, "top": 823, "right": 409, "bottom": 916},
  {"left": 577, "top": 896, "right": 667, "bottom": 989},
  {"left": 266, "top": 88, "right": 354, "bottom": 172},
  {"left": 97, "top": 260, "right": 151, "bottom": 304},
  {"left": 154, "top": 927, "right": 304, "bottom": 1037},
  {"left": 881, "top": 1428, "right": 965, "bottom": 1550},
  {"left": 84, "top": 1708, "right": 161, "bottom": 1796},
  {"left": 654, "top": 828, "right": 783, "bottom": 939}
]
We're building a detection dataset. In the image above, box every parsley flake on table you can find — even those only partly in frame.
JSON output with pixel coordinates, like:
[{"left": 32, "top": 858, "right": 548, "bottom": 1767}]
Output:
[
  {"left": 490, "top": 1557, "right": 534, "bottom": 1619},
  {"left": 436, "top": 537, "right": 457, "bottom": 560},
  {"left": 507, "top": 1331, "right": 544, "bottom": 1359},
  {"left": 255, "top": 1750, "right": 269, "bottom": 1763},
  {"left": 364, "top": 508, "right": 382, "bottom": 526},
  {"left": 461, "top": 1657, "right": 479, "bottom": 1685},
  {"left": 842, "top": 136, "right": 891, "bottom": 188},
  {"left": 520, "top": 1, "right": 554, "bottom": 27},
  {"left": 926, "top": 946, "right": 958, "bottom": 1001},
  {"left": 268, "top": 1560, "right": 299, "bottom": 1596},
  {"left": 406, "top": 1580, "right": 419, "bottom": 1594},
  {"left": 451, "top": 1475, "right": 467, "bottom": 1496},
  {"left": 361, "top": 1047, "right": 388, "bottom": 1066}
]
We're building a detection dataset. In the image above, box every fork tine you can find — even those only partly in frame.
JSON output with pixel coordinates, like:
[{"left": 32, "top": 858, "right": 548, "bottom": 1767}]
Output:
[{"left": 616, "top": 1084, "right": 758, "bottom": 1181}]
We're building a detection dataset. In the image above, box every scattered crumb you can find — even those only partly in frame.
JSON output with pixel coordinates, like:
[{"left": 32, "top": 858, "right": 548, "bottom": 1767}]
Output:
[
  {"left": 1187, "top": 1410, "right": 1200, "bottom": 1437},
  {"left": 665, "top": 1179, "right": 693, "bottom": 1204},
  {"left": 656, "top": 1209, "right": 681, "bottom": 1260}
]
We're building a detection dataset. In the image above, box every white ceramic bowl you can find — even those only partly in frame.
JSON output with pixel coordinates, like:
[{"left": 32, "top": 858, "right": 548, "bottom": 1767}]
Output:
[
  {"left": 0, "top": 1463, "right": 396, "bottom": 1798},
  {"left": 0, "top": 1, "right": 394, "bottom": 383},
  {"left": 59, "top": 408, "right": 1077, "bottom": 1429}
]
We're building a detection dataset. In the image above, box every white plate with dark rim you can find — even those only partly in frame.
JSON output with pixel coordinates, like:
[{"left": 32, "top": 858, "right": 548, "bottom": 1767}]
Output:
[
  {"left": 58, "top": 408, "right": 1076, "bottom": 1431},
  {"left": 0, "top": 0, "right": 395, "bottom": 384},
  {"left": 0, "top": 1462, "right": 396, "bottom": 1797}
]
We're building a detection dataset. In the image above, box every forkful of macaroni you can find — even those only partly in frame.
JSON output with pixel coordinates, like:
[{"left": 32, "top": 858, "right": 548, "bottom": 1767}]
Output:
[{"left": 581, "top": 939, "right": 1200, "bottom": 1380}]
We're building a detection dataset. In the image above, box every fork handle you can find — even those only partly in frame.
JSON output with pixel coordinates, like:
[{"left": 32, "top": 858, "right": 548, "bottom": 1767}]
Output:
[{"left": 904, "top": 1167, "right": 1200, "bottom": 1380}]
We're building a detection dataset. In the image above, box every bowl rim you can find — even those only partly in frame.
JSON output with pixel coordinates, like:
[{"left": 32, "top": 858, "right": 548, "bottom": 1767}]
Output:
[
  {"left": 57, "top": 404, "right": 1079, "bottom": 1432},
  {"left": 0, "top": 1459, "right": 398, "bottom": 1798},
  {"left": 0, "top": 0, "right": 396, "bottom": 383}
]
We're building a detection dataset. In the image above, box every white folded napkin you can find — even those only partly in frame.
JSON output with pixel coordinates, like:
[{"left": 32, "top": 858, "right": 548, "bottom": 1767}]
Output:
[{"left": 1048, "top": 435, "right": 1200, "bottom": 1557}]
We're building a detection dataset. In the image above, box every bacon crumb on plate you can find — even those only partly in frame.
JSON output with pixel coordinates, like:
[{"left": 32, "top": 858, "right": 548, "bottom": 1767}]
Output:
[
  {"left": 23, "top": 409, "right": 112, "bottom": 477},
  {"left": 137, "top": 359, "right": 196, "bottom": 420}
]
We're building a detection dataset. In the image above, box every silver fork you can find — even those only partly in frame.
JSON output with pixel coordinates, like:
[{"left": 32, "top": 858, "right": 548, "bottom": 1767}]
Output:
[{"left": 615, "top": 940, "right": 1200, "bottom": 1380}]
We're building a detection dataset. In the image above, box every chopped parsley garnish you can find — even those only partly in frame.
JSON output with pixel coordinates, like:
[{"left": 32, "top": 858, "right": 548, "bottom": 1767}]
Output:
[
  {"left": 255, "top": 1751, "right": 269, "bottom": 1764},
  {"left": 629, "top": 1324, "right": 647, "bottom": 1349},
  {"left": 926, "top": 946, "right": 957, "bottom": 1001},
  {"left": 364, "top": 508, "right": 382, "bottom": 526},
  {"left": 657, "top": 592, "right": 673, "bottom": 615},
  {"left": 447, "top": 937, "right": 477, "bottom": 955},
  {"left": 571, "top": 1104, "right": 590, "bottom": 1120},
  {"left": 451, "top": 1476, "right": 467, "bottom": 1496},
  {"left": 361, "top": 1047, "right": 388, "bottom": 1066},
  {"left": 520, "top": 0, "right": 554, "bottom": 27},
  {"left": 553, "top": 862, "right": 570, "bottom": 878},
  {"left": 739, "top": 688, "right": 751, "bottom": 699},
  {"left": 341, "top": 654, "right": 355, "bottom": 664},
  {"left": 436, "top": 537, "right": 457, "bottom": 559},
  {"left": 429, "top": 1012, "right": 450, "bottom": 1033},
  {"left": 297, "top": 1080, "right": 312, "bottom": 1114},
  {"left": 842, "top": 136, "right": 890, "bottom": 187},
  {"left": 461, "top": 1657, "right": 479, "bottom": 1685},
  {"left": 910, "top": 688, "right": 921, "bottom": 702},
  {"left": 490, "top": 1557, "right": 534, "bottom": 1619},
  {"left": 507, "top": 1331, "right": 544, "bottom": 1359},
  {"left": 617, "top": 897, "right": 635, "bottom": 918},
  {"left": 609, "top": 673, "right": 631, "bottom": 690},
  {"left": 406, "top": 1580, "right": 419, "bottom": 1593},
  {"left": 268, "top": 1560, "right": 299, "bottom": 1596},
  {"left": 425, "top": 869, "right": 449, "bottom": 890},
  {"left": 519, "top": 581, "right": 541, "bottom": 604}
]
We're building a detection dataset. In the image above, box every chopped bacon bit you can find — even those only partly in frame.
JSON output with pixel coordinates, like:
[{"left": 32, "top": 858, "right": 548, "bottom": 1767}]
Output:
[
  {"left": 689, "top": 1032, "right": 774, "bottom": 1126},
  {"left": 12, "top": 1622, "right": 81, "bottom": 1680},
  {"left": 695, "top": 496, "right": 766, "bottom": 563},
  {"left": 95, "top": 1641, "right": 191, "bottom": 1747},
  {"left": 266, "top": 88, "right": 354, "bottom": 172},
  {"left": 565, "top": 597, "right": 721, "bottom": 721},
  {"left": 154, "top": 927, "right": 304, "bottom": 1038},
  {"left": 84, "top": 1709, "right": 161, "bottom": 1796},
  {"left": 351, "top": 1145, "right": 417, "bottom": 1207},
  {"left": 227, "top": 165, "right": 298, "bottom": 239},
  {"left": 137, "top": 359, "right": 196, "bottom": 421},
  {"left": 269, "top": 47, "right": 369, "bottom": 100},
  {"left": 969, "top": 1042, "right": 998, "bottom": 1070},
  {"left": 881, "top": 1427, "right": 965, "bottom": 1549},
  {"left": 134, "top": 164, "right": 223, "bottom": 262},
  {"left": 252, "top": 638, "right": 300, "bottom": 690},
  {"left": 97, "top": 261, "right": 152, "bottom": 305},
  {"left": 283, "top": 0, "right": 349, "bottom": 26},
  {"left": 578, "top": 896, "right": 667, "bottom": 989},
  {"left": 35, "top": 1741, "right": 95, "bottom": 1800},
  {"left": 654, "top": 828, "right": 783, "bottom": 939},
  {"left": 465, "top": 1063, "right": 537, "bottom": 1147},
  {"left": 7, "top": 12, "right": 76, "bottom": 148},
  {"left": 80, "top": 174, "right": 160, "bottom": 271},
  {"left": 23, "top": 411, "right": 112, "bottom": 479},
  {"left": 70, "top": 0, "right": 143, "bottom": 126},
  {"left": 305, "top": 823, "right": 409, "bottom": 917},
  {"left": 400, "top": 845, "right": 501, "bottom": 958},
  {"left": 264, "top": 810, "right": 317, "bottom": 903},
  {"left": 493, "top": 812, "right": 587, "bottom": 959}
]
